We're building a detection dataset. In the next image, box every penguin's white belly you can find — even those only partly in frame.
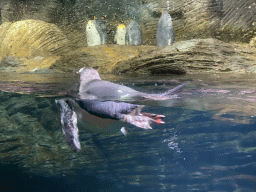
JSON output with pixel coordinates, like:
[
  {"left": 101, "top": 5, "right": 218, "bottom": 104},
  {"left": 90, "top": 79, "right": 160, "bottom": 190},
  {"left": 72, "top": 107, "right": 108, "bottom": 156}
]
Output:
[
  {"left": 76, "top": 107, "right": 126, "bottom": 134},
  {"left": 115, "top": 27, "right": 126, "bottom": 45},
  {"left": 86, "top": 21, "right": 101, "bottom": 46}
]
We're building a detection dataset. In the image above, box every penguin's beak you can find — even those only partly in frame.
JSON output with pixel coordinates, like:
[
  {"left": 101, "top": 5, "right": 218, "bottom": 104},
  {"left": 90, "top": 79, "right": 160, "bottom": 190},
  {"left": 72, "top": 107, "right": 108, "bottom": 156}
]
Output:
[{"left": 76, "top": 67, "right": 85, "bottom": 75}]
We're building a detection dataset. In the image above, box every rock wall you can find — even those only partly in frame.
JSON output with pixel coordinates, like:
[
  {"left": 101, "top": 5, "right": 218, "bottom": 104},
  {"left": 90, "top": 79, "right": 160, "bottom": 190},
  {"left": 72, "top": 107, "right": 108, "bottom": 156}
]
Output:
[
  {"left": 221, "top": 0, "right": 256, "bottom": 42},
  {"left": 144, "top": 0, "right": 256, "bottom": 43},
  {"left": 0, "top": 0, "right": 63, "bottom": 23},
  {"left": 1, "top": 0, "right": 255, "bottom": 45},
  {"left": 0, "top": 0, "right": 256, "bottom": 74}
]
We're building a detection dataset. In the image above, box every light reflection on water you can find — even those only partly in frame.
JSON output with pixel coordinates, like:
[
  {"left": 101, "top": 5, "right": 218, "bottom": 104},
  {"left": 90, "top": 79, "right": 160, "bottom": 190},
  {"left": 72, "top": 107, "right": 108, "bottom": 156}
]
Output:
[{"left": 0, "top": 72, "right": 256, "bottom": 192}]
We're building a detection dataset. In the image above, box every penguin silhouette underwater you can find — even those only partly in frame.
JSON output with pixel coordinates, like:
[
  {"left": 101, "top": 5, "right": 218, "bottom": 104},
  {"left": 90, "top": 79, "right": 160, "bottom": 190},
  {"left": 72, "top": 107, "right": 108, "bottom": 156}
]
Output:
[
  {"left": 56, "top": 98, "right": 166, "bottom": 152},
  {"left": 56, "top": 67, "right": 186, "bottom": 152}
]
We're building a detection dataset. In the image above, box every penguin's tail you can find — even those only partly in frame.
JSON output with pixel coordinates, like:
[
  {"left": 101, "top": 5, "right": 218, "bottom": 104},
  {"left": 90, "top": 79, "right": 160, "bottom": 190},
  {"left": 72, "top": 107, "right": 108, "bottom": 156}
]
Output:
[{"left": 143, "top": 82, "right": 187, "bottom": 100}]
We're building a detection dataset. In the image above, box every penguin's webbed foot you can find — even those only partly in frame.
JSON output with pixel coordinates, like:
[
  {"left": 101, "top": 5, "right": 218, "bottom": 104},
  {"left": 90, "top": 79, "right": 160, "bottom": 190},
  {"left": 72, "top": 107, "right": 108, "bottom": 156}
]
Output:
[
  {"left": 142, "top": 113, "right": 165, "bottom": 124},
  {"left": 124, "top": 113, "right": 165, "bottom": 129}
]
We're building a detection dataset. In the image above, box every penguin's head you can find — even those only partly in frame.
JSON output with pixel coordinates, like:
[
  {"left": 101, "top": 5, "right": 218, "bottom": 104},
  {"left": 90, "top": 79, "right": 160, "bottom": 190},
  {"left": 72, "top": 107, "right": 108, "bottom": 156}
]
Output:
[
  {"left": 117, "top": 24, "right": 126, "bottom": 30},
  {"left": 78, "top": 67, "right": 102, "bottom": 84}
]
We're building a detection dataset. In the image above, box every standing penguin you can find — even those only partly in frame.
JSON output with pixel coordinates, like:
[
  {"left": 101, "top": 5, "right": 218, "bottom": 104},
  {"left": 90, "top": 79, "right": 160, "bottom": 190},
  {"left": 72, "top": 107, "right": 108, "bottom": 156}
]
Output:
[
  {"left": 114, "top": 24, "right": 126, "bottom": 45},
  {"left": 86, "top": 17, "right": 108, "bottom": 46},
  {"left": 156, "top": 10, "right": 175, "bottom": 47},
  {"left": 125, "top": 20, "right": 142, "bottom": 46},
  {"left": 97, "top": 17, "right": 108, "bottom": 44}
]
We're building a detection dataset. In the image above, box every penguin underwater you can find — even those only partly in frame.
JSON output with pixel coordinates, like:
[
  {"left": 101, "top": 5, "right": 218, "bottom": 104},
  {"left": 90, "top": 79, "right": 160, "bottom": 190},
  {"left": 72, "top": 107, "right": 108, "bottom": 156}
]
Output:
[
  {"left": 56, "top": 98, "right": 165, "bottom": 152},
  {"left": 56, "top": 67, "right": 186, "bottom": 152}
]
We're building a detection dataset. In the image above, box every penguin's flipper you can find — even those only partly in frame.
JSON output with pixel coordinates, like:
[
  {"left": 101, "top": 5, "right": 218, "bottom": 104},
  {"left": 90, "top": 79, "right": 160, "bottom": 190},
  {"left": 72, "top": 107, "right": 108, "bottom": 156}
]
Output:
[
  {"left": 123, "top": 114, "right": 154, "bottom": 129},
  {"left": 141, "top": 113, "right": 165, "bottom": 124},
  {"left": 56, "top": 99, "right": 81, "bottom": 152}
]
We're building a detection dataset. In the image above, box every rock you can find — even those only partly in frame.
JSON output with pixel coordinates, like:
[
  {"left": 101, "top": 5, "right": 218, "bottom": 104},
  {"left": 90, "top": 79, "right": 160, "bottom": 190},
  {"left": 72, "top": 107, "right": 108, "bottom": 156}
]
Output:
[
  {"left": 0, "top": 19, "right": 70, "bottom": 72},
  {"left": 50, "top": 44, "right": 150, "bottom": 73},
  {"left": 220, "top": 0, "right": 256, "bottom": 42},
  {"left": 37, "top": 107, "right": 60, "bottom": 132},
  {"left": 139, "top": 0, "right": 222, "bottom": 44},
  {"left": 250, "top": 36, "right": 256, "bottom": 47},
  {"left": 1, "top": 0, "right": 255, "bottom": 45},
  {"left": 0, "top": 56, "right": 20, "bottom": 67},
  {"left": 6, "top": 95, "right": 37, "bottom": 116},
  {"left": 0, "top": 2, "right": 256, "bottom": 75},
  {"left": 0, "top": 0, "right": 63, "bottom": 24},
  {"left": 113, "top": 38, "right": 256, "bottom": 74},
  {"left": 143, "top": 0, "right": 256, "bottom": 43}
]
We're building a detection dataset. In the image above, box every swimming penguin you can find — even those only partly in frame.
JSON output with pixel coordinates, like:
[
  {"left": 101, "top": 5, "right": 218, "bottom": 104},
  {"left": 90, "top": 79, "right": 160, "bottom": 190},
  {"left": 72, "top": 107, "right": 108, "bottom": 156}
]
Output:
[
  {"left": 114, "top": 24, "right": 126, "bottom": 45},
  {"left": 125, "top": 20, "right": 142, "bottom": 46},
  {"left": 156, "top": 10, "right": 175, "bottom": 47},
  {"left": 56, "top": 98, "right": 165, "bottom": 152},
  {"left": 78, "top": 67, "right": 186, "bottom": 101},
  {"left": 86, "top": 17, "right": 108, "bottom": 46}
]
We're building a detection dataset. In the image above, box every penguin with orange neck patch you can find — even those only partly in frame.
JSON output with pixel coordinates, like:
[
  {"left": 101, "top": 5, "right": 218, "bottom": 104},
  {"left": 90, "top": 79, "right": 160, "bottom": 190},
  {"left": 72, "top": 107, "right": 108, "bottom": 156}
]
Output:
[{"left": 86, "top": 16, "right": 108, "bottom": 46}]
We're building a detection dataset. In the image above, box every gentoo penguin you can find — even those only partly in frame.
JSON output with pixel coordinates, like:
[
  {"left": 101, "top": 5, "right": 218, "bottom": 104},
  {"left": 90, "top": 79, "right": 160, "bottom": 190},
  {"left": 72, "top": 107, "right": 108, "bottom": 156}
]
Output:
[
  {"left": 78, "top": 67, "right": 186, "bottom": 101},
  {"left": 86, "top": 17, "right": 107, "bottom": 46},
  {"left": 156, "top": 10, "right": 175, "bottom": 47},
  {"left": 56, "top": 98, "right": 165, "bottom": 152},
  {"left": 114, "top": 24, "right": 126, "bottom": 45},
  {"left": 125, "top": 20, "right": 142, "bottom": 46}
]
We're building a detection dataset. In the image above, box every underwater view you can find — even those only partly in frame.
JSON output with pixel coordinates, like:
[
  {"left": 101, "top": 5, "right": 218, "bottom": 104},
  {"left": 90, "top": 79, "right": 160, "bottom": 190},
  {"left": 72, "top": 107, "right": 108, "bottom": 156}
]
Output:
[{"left": 0, "top": 72, "right": 256, "bottom": 192}]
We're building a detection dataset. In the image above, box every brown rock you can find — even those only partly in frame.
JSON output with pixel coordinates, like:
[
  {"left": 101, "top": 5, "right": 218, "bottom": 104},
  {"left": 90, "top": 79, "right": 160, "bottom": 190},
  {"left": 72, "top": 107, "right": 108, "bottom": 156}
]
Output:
[
  {"left": 0, "top": 19, "right": 70, "bottom": 72},
  {"left": 250, "top": 36, "right": 256, "bottom": 47},
  {"left": 113, "top": 38, "right": 256, "bottom": 74}
]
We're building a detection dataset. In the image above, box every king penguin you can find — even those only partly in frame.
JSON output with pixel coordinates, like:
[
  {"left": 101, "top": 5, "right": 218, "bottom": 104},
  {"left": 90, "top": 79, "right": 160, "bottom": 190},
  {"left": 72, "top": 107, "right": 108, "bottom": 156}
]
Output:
[
  {"left": 125, "top": 20, "right": 142, "bottom": 46},
  {"left": 86, "top": 16, "right": 108, "bottom": 46},
  {"left": 97, "top": 16, "right": 108, "bottom": 44},
  {"left": 156, "top": 10, "right": 175, "bottom": 47},
  {"left": 114, "top": 24, "right": 126, "bottom": 45}
]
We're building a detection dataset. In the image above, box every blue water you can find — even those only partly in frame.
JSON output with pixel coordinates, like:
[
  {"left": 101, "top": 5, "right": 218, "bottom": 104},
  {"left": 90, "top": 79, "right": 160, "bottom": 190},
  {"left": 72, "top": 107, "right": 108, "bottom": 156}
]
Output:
[{"left": 0, "top": 74, "right": 256, "bottom": 192}]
